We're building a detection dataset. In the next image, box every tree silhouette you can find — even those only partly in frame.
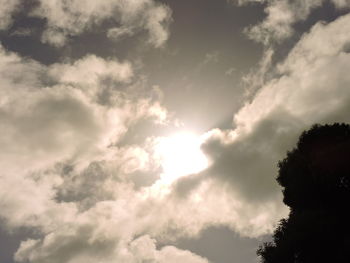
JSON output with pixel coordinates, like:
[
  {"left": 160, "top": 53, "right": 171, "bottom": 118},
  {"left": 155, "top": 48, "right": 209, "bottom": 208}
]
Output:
[{"left": 257, "top": 123, "right": 350, "bottom": 263}]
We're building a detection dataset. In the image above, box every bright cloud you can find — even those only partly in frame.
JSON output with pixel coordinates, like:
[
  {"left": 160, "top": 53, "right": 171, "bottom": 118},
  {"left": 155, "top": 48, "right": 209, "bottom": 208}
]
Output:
[
  {"left": 155, "top": 132, "right": 209, "bottom": 183},
  {"left": 181, "top": 11, "right": 350, "bottom": 233}
]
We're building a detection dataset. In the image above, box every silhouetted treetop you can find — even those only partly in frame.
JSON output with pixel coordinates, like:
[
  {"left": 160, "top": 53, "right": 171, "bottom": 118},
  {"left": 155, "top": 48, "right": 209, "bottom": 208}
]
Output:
[
  {"left": 277, "top": 123, "right": 350, "bottom": 210},
  {"left": 257, "top": 123, "right": 350, "bottom": 263}
]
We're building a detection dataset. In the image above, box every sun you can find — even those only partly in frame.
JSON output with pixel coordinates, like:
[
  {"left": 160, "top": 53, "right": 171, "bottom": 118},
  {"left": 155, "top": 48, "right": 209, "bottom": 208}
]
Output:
[{"left": 155, "top": 131, "right": 209, "bottom": 183}]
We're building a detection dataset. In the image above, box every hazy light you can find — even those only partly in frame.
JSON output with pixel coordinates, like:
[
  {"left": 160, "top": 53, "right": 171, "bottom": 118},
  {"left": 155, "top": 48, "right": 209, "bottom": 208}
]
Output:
[{"left": 155, "top": 132, "right": 209, "bottom": 183}]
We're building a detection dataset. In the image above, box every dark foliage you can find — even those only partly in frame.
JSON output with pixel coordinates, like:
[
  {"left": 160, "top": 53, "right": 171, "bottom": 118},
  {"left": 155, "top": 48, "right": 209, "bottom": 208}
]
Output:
[{"left": 257, "top": 123, "right": 350, "bottom": 263}]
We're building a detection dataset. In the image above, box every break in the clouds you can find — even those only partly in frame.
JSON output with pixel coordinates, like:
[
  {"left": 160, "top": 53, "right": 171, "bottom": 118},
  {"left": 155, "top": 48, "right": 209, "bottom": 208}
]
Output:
[{"left": 1, "top": 1, "right": 350, "bottom": 263}]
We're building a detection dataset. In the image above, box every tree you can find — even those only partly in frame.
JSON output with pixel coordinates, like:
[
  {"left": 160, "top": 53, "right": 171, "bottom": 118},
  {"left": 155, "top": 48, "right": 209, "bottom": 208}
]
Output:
[{"left": 257, "top": 123, "right": 350, "bottom": 263}]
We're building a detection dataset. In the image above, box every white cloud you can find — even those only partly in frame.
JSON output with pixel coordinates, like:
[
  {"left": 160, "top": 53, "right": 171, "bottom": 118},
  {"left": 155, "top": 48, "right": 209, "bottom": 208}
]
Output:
[
  {"left": 48, "top": 55, "right": 133, "bottom": 99},
  {"left": 107, "top": 27, "right": 134, "bottom": 40},
  {"left": 16, "top": 230, "right": 209, "bottom": 263},
  {"left": 12, "top": 183, "right": 213, "bottom": 263},
  {"left": 246, "top": 0, "right": 324, "bottom": 44},
  {"left": 242, "top": 48, "right": 274, "bottom": 96},
  {"left": 0, "top": 49, "right": 134, "bottom": 231},
  {"left": 0, "top": 170, "right": 77, "bottom": 230},
  {"left": 236, "top": 0, "right": 350, "bottom": 44},
  {"left": 0, "top": 44, "right": 213, "bottom": 262},
  {"left": 13, "top": 172, "right": 277, "bottom": 263},
  {"left": 157, "top": 245, "right": 210, "bottom": 263},
  {"left": 31, "top": 0, "right": 172, "bottom": 47},
  {"left": 144, "top": 3, "right": 172, "bottom": 47},
  {"left": 0, "top": 47, "right": 166, "bottom": 178},
  {"left": 0, "top": 43, "right": 168, "bottom": 227},
  {"left": 176, "top": 12, "right": 350, "bottom": 238},
  {"left": 237, "top": 13, "right": 350, "bottom": 127}
]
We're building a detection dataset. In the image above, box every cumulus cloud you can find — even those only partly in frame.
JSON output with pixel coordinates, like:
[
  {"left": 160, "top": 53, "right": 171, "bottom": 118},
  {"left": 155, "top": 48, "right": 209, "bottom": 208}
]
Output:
[
  {"left": 0, "top": 43, "right": 213, "bottom": 262},
  {"left": 0, "top": 48, "right": 166, "bottom": 176},
  {"left": 16, "top": 231, "right": 209, "bottom": 263},
  {"left": 238, "top": 12, "right": 350, "bottom": 126},
  {"left": 0, "top": 43, "right": 166, "bottom": 225},
  {"left": 0, "top": 76, "right": 127, "bottom": 177},
  {"left": 12, "top": 172, "right": 280, "bottom": 263},
  {"left": 30, "top": 0, "right": 172, "bottom": 47},
  {"left": 172, "top": 12, "right": 350, "bottom": 239}
]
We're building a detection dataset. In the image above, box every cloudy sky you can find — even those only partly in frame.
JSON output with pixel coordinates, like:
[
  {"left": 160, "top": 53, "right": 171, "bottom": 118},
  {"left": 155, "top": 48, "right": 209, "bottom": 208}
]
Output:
[{"left": 1, "top": 0, "right": 350, "bottom": 262}]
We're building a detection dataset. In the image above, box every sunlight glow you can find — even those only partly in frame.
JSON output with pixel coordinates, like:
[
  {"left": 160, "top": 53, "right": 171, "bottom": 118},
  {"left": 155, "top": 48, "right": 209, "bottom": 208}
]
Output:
[{"left": 155, "top": 132, "right": 209, "bottom": 183}]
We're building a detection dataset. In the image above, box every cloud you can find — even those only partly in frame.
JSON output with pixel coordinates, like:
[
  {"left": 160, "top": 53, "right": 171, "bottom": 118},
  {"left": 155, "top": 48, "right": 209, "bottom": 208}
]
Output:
[
  {"left": 144, "top": 3, "right": 172, "bottom": 47},
  {"left": 3, "top": 4, "right": 350, "bottom": 263},
  {"left": 12, "top": 171, "right": 279, "bottom": 263},
  {"left": 242, "top": 48, "right": 274, "bottom": 96},
  {"left": 10, "top": 27, "right": 34, "bottom": 37},
  {"left": 0, "top": 170, "right": 77, "bottom": 230},
  {"left": 173, "top": 11, "right": 350, "bottom": 235},
  {"left": 333, "top": 0, "right": 350, "bottom": 8},
  {"left": 48, "top": 55, "right": 133, "bottom": 99},
  {"left": 107, "top": 27, "right": 134, "bottom": 41},
  {"left": 157, "top": 245, "right": 210, "bottom": 263},
  {"left": 235, "top": 0, "right": 350, "bottom": 44},
  {"left": 0, "top": 44, "right": 212, "bottom": 262},
  {"left": 0, "top": 43, "right": 168, "bottom": 223},
  {"left": 30, "top": 0, "right": 172, "bottom": 47},
  {"left": 0, "top": 0, "right": 172, "bottom": 47},
  {"left": 0, "top": 0, "right": 20, "bottom": 30},
  {"left": 0, "top": 47, "right": 167, "bottom": 176},
  {"left": 16, "top": 230, "right": 209, "bottom": 263},
  {"left": 238, "top": 12, "right": 350, "bottom": 127}
]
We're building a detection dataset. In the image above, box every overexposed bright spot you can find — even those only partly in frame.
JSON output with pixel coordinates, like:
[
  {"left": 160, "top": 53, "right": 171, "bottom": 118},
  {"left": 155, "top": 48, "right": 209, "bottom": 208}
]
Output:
[{"left": 155, "top": 132, "right": 209, "bottom": 183}]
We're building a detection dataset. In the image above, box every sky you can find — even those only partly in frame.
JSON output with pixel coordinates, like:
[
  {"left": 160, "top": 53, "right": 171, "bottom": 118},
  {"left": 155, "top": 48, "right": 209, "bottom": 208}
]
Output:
[{"left": 1, "top": 0, "right": 350, "bottom": 263}]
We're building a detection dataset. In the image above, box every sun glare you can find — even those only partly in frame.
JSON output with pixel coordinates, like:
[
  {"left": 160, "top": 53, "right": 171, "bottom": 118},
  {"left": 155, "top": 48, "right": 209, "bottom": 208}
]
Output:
[{"left": 155, "top": 132, "right": 209, "bottom": 183}]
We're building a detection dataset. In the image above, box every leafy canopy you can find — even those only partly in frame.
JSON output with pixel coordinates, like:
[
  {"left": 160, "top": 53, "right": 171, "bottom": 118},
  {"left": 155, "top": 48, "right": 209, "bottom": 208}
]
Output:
[{"left": 257, "top": 123, "right": 350, "bottom": 263}]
